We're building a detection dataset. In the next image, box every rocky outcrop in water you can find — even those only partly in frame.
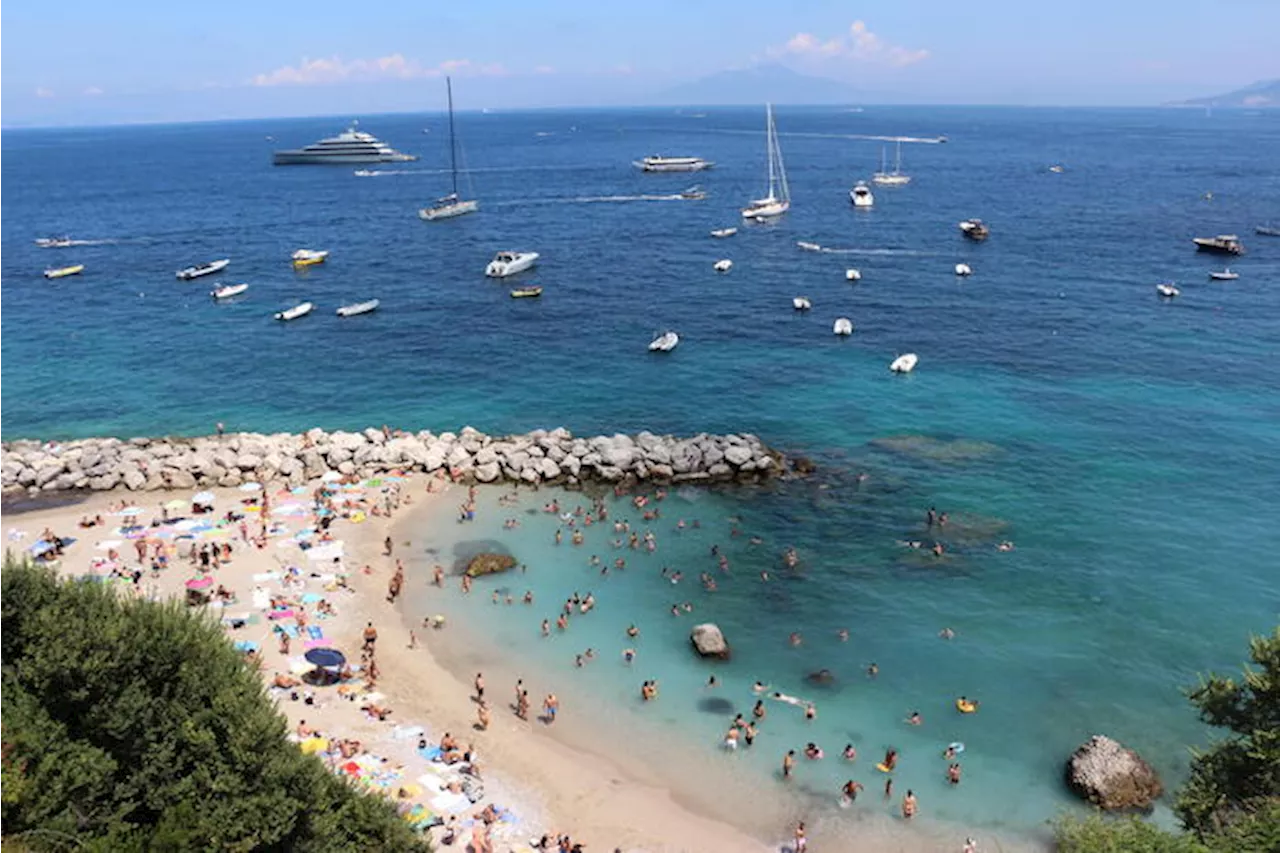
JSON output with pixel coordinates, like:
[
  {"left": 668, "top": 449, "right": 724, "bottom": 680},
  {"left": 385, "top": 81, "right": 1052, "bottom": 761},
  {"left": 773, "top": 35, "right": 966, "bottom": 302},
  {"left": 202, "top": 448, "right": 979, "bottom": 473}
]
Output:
[
  {"left": 465, "top": 553, "right": 517, "bottom": 578},
  {"left": 1, "top": 427, "right": 791, "bottom": 495},
  {"left": 1064, "top": 735, "right": 1163, "bottom": 810},
  {"left": 690, "top": 623, "right": 730, "bottom": 660}
]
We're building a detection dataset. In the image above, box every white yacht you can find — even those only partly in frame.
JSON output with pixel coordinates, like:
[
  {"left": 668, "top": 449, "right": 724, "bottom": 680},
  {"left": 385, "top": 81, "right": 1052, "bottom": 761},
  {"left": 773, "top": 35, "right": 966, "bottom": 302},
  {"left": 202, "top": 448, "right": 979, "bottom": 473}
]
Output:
[
  {"left": 1209, "top": 268, "right": 1239, "bottom": 280},
  {"left": 273, "top": 123, "right": 416, "bottom": 165},
  {"left": 872, "top": 141, "right": 911, "bottom": 186},
  {"left": 419, "top": 78, "right": 479, "bottom": 221},
  {"left": 634, "top": 156, "right": 713, "bottom": 173},
  {"left": 485, "top": 251, "right": 539, "bottom": 278},
  {"left": 742, "top": 104, "right": 790, "bottom": 220},
  {"left": 890, "top": 353, "right": 919, "bottom": 373},
  {"left": 176, "top": 259, "right": 230, "bottom": 280},
  {"left": 211, "top": 283, "right": 248, "bottom": 300},
  {"left": 850, "top": 182, "right": 874, "bottom": 207},
  {"left": 274, "top": 302, "right": 314, "bottom": 321},
  {"left": 649, "top": 331, "right": 680, "bottom": 352},
  {"left": 833, "top": 318, "right": 854, "bottom": 336}
]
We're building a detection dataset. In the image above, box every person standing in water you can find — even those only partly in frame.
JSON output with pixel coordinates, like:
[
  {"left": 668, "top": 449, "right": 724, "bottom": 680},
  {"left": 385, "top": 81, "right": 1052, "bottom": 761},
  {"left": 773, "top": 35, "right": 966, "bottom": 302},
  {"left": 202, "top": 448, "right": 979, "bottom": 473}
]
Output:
[
  {"left": 842, "top": 779, "right": 864, "bottom": 803},
  {"left": 902, "top": 789, "right": 918, "bottom": 819},
  {"left": 793, "top": 821, "right": 807, "bottom": 852},
  {"left": 782, "top": 750, "right": 796, "bottom": 779}
]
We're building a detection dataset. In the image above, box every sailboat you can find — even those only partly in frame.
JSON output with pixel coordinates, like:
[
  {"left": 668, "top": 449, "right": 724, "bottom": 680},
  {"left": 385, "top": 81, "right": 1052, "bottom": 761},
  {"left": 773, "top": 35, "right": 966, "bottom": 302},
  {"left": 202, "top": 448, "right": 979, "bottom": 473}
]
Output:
[
  {"left": 418, "top": 77, "right": 478, "bottom": 221},
  {"left": 741, "top": 104, "right": 790, "bottom": 220},
  {"left": 872, "top": 140, "right": 911, "bottom": 186}
]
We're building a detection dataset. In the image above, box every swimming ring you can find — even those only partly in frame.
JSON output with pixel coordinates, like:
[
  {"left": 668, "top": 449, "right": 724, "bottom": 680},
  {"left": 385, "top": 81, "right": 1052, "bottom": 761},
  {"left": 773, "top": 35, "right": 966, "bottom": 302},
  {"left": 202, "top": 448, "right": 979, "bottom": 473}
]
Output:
[
  {"left": 955, "top": 699, "right": 978, "bottom": 714},
  {"left": 946, "top": 742, "right": 966, "bottom": 755},
  {"left": 876, "top": 762, "right": 893, "bottom": 773}
]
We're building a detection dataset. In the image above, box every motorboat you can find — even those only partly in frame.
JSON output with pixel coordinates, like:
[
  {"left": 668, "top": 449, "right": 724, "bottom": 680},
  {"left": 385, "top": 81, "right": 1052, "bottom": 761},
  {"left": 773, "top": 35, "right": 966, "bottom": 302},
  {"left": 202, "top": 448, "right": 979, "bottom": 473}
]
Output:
[
  {"left": 1049, "top": 164, "right": 1065, "bottom": 173},
  {"left": 714, "top": 259, "right": 733, "bottom": 272},
  {"left": 871, "top": 141, "right": 911, "bottom": 186},
  {"left": 1209, "top": 268, "right": 1239, "bottom": 280},
  {"left": 710, "top": 227, "right": 738, "bottom": 238},
  {"left": 211, "top": 283, "right": 248, "bottom": 299},
  {"left": 1156, "top": 282, "right": 1180, "bottom": 298},
  {"left": 274, "top": 302, "right": 314, "bottom": 321},
  {"left": 336, "top": 299, "right": 380, "bottom": 316},
  {"left": 177, "top": 259, "right": 230, "bottom": 280},
  {"left": 890, "top": 353, "right": 919, "bottom": 373},
  {"left": 741, "top": 104, "right": 790, "bottom": 220},
  {"left": 845, "top": 269, "right": 862, "bottom": 282},
  {"left": 955, "top": 263, "right": 972, "bottom": 276},
  {"left": 354, "top": 169, "right": 377, "bottom": 177},
  {"left": 273, "top": 123, "right": 415, "bottom": 165},
  {"left": 1192, "top": 235, "right": 1244, "bottom": 255},
  {"left": 419, "top": 77, "right": 479, "bottom": 221},
  {"left": 792, "top": 297, "right": 811, "bottom": 311},
  {"left": 959, "top": 219, "right": 989, "bottom": 241},
  {"left": 850, "top": 183, "right": 874, "bottom": 207},
  {"left": 833, "top": 318, "right": 854, "bottom": 336},
  {"left": 648, "top": 331, "right": 680, "bottom": 352},
  {"left": 680, "top": 185, "right": 707, "bottom": 200},
  {"left": 634, "top": 155, "right": 713, "bottom": 172},
  {"left": 35, "top": 236, "right": 73, "bottom": 248},
  {"left": 485, "top": 251, "right": 539, "bottom": 278},
  {"left": 510, "top": 287, "right": 543, "bottom": 298},
  {"left": 1256, "top": 223, "right": 1280, "bottom": 237},
  {"left": 292, "top": 249, "right": 329, "bottom": 267},
  {"left": 796, "top": 241, "right": 822, "bottom": 252},
  {"left": 44, "top": 264, "right": 84, "bottom": 279}
]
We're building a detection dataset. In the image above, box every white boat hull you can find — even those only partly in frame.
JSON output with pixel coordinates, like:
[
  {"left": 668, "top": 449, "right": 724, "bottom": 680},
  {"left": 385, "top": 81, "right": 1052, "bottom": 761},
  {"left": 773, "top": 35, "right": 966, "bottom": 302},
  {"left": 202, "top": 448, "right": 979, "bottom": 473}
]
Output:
[
  {"left": 714, "top": 260, "right": 733, "bottom": 272},
  {"left": 845, "top": 269, "right": 861, "bottom": 281},
  {"left": 649, "top": 332, "right": 680, "bottom": 352},
  {"left": 872, "top": 174, "right": 911, "bottom": 186},
  {"left": 792, "top": 297, "right": 811, "bottom": 310},
  {"left": 850, "top": 185, "right": 874, "bottom": 207},
  {"left": 1208, "top": 272, "right": 1238, "bottom": 280},
  {"left": 955, "top": 264, "right": 972, "bottom": 276},
  {"left": 833, "top": 319, "right": 853, "bottom": 336},
  {"left": 890, "top": 354, "right": 919, "bottom": 373},
  {"left": 275, "top": 302, "right": 314, "bottom": 321},
  {"left": 419, "top": 200, "right": 479, "bottom": 221},
  {"left": 742, "top": 200, "right": 789, "bottom": 220},
  {"left": 291, "top": 249, "right": 329, "bottom": 262},
  {"left": 212, "top": 284, "right": 248, "bottom": 299},
  {"left": 635, "top": 160, "right": 712, "bottom": 172},
  {"left": 177, "top": 259, "right": 230, "bottom": 280},
  {"left": 337, "top": 299, "right": 380, "bottom": 316},
  {"left": 1156, "top": 284, "right": 1180, "bottom": 298},
  {"left": 710, "top": 228, "right": 738, "bottom": 238},
  {"left": 485, "top": 252, "right": 539, "bottom": 278}
]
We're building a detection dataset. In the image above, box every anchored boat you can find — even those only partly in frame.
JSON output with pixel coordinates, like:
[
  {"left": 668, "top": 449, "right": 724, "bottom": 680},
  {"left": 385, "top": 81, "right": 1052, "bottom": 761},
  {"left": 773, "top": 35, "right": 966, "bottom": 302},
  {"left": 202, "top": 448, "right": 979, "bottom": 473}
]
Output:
[
  {"left": 336, "top": 299, "right": 380, "bottom": 316},
  {"left": 274, "top": 302, "right": 314, "bottom": 321},
  {"left": 510, "top": 287, "right": 543, "bottom": 298},
  {"left": 419, "top": 77, "right": 479, "bottom": 221},
  {"left": 212, "top": 283, "right": 248, "bottom": 299},
  {"left": 177, "top": 259, "right": 230, "bottom": 280},
  {"left": 890, "top": 353, "right": 919, "bottom": 373},
  {"left": 44, "top": 264, "right": 84, "bottom": 279},
  {"left": 741, "top": 104, "right": 790, "bottom": 221},
  {"left": 648, "top": 331, "right": 680, "bottom": 352},
  {"left": 1192, "top": 234, "right": 1244, "bottom": 255},
  {"left": 959, "top": 219, "right": 989, "bottom": 241},
  {"left": 485, "top": 251, "right": 539, "bottom": 278}
]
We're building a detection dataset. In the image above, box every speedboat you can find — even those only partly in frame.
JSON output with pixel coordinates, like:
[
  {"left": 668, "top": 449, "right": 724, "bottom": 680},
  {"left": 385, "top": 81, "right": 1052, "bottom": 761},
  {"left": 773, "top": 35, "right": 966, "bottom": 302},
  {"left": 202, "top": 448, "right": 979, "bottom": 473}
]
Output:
[
  {"left": 486, "top": 251, "right": 539, "bottom": 278},
  {"left": 959, "top": 219, "right": 989, "bottom": 241},
  {"left": 510, "top": 287, "right": 543, "bottom": 298},
  {"left": 634, "top": 155, "right": 713, "bottom": 172},
  {"left": 649, "top": 331, "right": 680, "bottom": 352},
  {"left": 741, "top": 104, "right": 790, "bottom": 220},
  {"left": 336, "top": 299, "right": 380, "bottom": 316},
  {"left": 272, "top": 124, "right": 416, "bottom": 165},
  {"left": 845, "top": 269, "right": 861, "bottom": 281},
  {"left": 890, "top": 353, "right": 919, "bottom": 373},
  {"left": 211, "top": 283, "right": 248, "bottom": 299},
  {"left": 1156, "top": 282, "right": 1179, "bottom": 298},
  {"left": 796, "top": 241, "right": 822, "bottom": 252},
  {"left": 1192, "top": 235, "right": 1244, "bottom": 255},
  {"left": 680, "top": 185, "right": 707, "bottom": 200},
  {"left": 44, "top": 264, "right": 84, "bottom": 279},
  {"left": 35, "top": 236, "right": 73, "bottom": 248},
  {"left": 792, "top": 297, "right": 811, "bottom": 311},
  {"left": 354, "top": 169, "right": 377, "bottom": 177},
  {"left": 292, "top": 249, "right": 329, "bottom": 267},
  {"left": 833, "top": 318, "right": 854, "bottom": 336},
  {"left": 275, "top": 302, "right": 314, "bottom": 321},
  {"left": 710, "top": 227, "right": 738, "bottom": 238},
  {"left": 1049, "top": 164, "right": 1065, "bottom": 173},
  {"left": 177, "top": 259, "right": 230, "bottom": 280},
  {"left": 850, "top": 183, "right": 874, "bottom": 207},
  {"left": 955, "top": 263, "right": 972, "bottom": 276},
  {"left": 714, "top": 259, "right": 733, "bottom": 272},
  {"left": 1256, "top": 223, "right": 1280, "bottom": 237},
  {"left": 1209, "top": 268, "right": 1239, "bottom": 280}
]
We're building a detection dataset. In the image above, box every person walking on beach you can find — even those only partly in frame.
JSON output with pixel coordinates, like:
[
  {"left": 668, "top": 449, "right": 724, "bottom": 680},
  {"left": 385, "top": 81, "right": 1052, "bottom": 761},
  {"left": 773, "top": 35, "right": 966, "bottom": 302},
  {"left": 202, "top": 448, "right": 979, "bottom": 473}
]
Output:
[
  {"left": 384, "top": 536, "right": 393, "bottom": 556},
  {"left": 474, "top": 672, "right": 485, "bottom": 701},
  {"left": 362, "top": 622, "right": 378, "bottom": 652},
  {"left": 793, "top": 821, "right": 807, "bottom": 852},
  {"left": 782, "top": 749, "right": 796, "bottom": 779}
]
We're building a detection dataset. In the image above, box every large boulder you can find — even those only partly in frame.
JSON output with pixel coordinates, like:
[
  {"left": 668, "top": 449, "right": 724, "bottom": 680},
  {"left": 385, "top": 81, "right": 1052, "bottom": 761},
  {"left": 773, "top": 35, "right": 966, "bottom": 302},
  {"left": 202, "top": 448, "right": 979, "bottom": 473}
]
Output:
[
  {"left": 465, "top": 553, "right": 516, "bottom": 578},
  {"left": 1065, "top": 735, "right": 1163, "bottom": 811},
  {"left": 690, "top": 623, "right": 731, "bottom": 660}
]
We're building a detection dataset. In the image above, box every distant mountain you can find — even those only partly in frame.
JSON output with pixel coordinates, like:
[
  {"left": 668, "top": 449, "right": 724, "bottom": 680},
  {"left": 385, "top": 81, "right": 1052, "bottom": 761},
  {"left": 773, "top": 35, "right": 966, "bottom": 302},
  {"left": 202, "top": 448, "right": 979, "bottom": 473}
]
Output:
[
  {"left": 653, "top": 65, "right": 867, "bottom": 106},
  {"left": 1168, "top": 79, "right": 1280, "bottom": 108}
]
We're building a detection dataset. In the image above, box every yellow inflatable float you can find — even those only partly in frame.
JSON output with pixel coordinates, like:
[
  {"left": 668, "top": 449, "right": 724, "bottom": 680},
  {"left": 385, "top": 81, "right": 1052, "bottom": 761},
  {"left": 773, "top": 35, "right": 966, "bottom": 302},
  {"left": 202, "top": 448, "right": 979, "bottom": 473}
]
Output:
[{"left": 955, "top": 698, "right": 979, "bottom": 714}]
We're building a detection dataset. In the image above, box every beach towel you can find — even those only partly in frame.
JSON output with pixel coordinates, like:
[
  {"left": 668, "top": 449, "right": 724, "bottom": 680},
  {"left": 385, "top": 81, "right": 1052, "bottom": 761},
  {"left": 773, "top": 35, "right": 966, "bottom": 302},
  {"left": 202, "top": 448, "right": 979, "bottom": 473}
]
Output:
[
  {"left": 251, "top": 588, "right": 271, "bottom": 610},
  {"left": 303, "top": 639, "right": 328, "bottom": 650},
  {"left": 301, "top": 592, "right": 323, "bottom": 604},
  {"left": 281, "top": 623, "right": 300, "bottom": 638},
  {"left": 233, "top": 640, "right": 260, "bottom": 653},
  {"left": 306, "top": 625, "right": 323, "bottom": 639},
  {"left": 391, "top": 724, "right": 424, "bottom": 741},
  {"left": 417, "top": 746, "right": 444, "bottom": 762},
  {"left": 429, "top": 791, "right": 471, "bottom": 814},
  {"left": 268, "top": 609, "right": 296, "bottom": 621},
  {"left": 252, "top": 571, "right": 281, "bottom": 583}
]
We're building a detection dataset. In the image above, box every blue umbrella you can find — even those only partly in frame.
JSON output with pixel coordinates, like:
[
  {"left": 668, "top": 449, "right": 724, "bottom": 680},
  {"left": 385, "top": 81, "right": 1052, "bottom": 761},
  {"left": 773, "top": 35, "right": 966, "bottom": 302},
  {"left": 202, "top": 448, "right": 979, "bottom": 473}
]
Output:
[{"left": 304, "top": 647, "right": 346, "bottom": 669}]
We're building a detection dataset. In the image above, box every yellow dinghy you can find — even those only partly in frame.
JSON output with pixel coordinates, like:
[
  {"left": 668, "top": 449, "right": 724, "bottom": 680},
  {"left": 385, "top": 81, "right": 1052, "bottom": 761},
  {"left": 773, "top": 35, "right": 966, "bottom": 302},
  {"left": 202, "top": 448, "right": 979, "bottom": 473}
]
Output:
[
  {"left": 510, "top": 286, "right": 542, "bottom": 298},
  {"left": 44, "top": 264, "right": 84, "bottom": 279},
  {"left": 291, "top": 248, "right": 329, "bottom": 268}
]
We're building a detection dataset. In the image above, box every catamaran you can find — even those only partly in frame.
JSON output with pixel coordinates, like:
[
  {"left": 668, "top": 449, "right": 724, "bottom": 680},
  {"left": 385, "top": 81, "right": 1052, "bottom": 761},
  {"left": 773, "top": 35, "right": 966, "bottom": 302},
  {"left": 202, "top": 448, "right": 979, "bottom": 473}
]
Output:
[
  {"left": 419, "top": 77, "right": 479, "bottom": 221},
  {"left": 872, "top": 141, "right": 911, "bottom": 186},
  {"left": 741, "top": 104, "right": 790, "bottom": 220}
]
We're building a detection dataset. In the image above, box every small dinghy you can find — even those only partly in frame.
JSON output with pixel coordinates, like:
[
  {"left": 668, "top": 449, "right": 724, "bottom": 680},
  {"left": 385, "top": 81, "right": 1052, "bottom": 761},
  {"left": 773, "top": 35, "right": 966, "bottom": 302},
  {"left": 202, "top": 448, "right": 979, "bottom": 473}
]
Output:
[
  {"left": 176, "top": 258, "right": 230, "bottom": 280},
  {"left": 336, "top": 299, "right": 379, "bottom": 316},
  {"left": 890, "top": 353, "right": 919, "bottom": 373},
  {"left": 1208, "top": 268, "right": 1239, "bottom": 281},
  {"left": 792, "top": 297, "right": 811, "bottom": 311},
  {"left": 797, "top": 241, "right": 822, "bottom": 252},
  {"left": 1156, "top": 282, "right": 1180, "bottom": 298},
  {"left": 955, "top": 263, "right": 972, "bottom": 276},
  {"left": 649, "top": 331, "right": 680, "bottom": 352},
  {"left": 845, "top": 268, "right": 861, "bottom": 281},
  {"left": 958, "top": 219, "right": 989, "bottom": 241},
  {"left": 44, "top": 264, "right": 84, "bottom": 279},
  {"left": 710, "top": 227, "right": 738, "bottom": 238},
  {"left": 274, "top": 302, "right": 314, "bottom": 321},
  {"left": 833, "top": 318, "right": 853, "bottom": 336},
  {"left": 714, "top": 259, "right": 733, "bottom": 272},
  {"left": 510, "top": 287, "right": 543, "bottom": 298},
  {"left": 680, "top": 185, "right": 707, "bottom": 200},
  {"left": 212, "top": 283, "right": 248, "bottom": 299},
  {"left": 292, "top": 249, "right": 329, "bottom": 267}
]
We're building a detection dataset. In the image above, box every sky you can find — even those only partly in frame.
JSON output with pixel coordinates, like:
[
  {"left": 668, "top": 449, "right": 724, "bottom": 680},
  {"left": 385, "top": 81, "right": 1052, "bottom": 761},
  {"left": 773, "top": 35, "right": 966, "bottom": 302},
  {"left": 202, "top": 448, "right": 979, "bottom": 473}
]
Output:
[{"left": 3, "top": 0, "right": 1278, "bottom": 127}]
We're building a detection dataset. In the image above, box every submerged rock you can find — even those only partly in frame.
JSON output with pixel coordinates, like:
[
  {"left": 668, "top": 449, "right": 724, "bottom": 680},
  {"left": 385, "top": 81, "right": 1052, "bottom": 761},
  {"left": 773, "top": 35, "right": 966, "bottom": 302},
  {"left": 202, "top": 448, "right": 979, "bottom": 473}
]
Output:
[
  {"left": 690, "top": 623, "right": 730, "bottom": 660},
  {"left": 1065, "top": 735, "right": 1163, "bottom": 810},
  {"left": 465, "top": 553, "right": 517, "bottom": 578}
]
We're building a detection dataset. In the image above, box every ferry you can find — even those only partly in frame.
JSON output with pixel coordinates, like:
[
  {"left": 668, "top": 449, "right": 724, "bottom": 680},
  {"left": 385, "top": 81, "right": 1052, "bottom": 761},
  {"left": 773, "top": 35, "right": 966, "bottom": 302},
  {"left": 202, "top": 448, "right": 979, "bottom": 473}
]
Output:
[
  {"left": 633, "top": 155, "right": 713, "bottom": 173},
  {"left": 273, "top": 124, "right": 416, "bottom": 165}
]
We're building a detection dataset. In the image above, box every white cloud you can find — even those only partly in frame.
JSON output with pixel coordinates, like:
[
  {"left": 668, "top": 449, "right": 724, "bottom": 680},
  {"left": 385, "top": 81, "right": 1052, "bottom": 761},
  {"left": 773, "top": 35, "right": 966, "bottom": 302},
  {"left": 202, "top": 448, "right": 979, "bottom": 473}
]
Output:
[
  {"left": 533, "top": 65, "right": 556, "bottom": 75},
  {"left": 84, "top": 86, "right": 105, "bottom": 96},
  {"left": 769, "top": 20, "right": 929, "bottom": 68},
  {"left": 250, "top": 54, "right": 509, "bottom": 87},
  {"left": 35, "top": 86, "right": 55, "bottom": 98}
]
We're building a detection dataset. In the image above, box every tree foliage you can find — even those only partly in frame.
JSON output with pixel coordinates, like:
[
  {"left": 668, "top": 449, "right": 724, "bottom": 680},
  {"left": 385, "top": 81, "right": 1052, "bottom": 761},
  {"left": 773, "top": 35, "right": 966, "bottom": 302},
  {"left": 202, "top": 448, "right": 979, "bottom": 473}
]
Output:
[
  {"left": 1053, "top": 812, "right": 1207, "bottom": 853},
  {"left": 1, "top": 558, "right": 427, "bottom": 852}
]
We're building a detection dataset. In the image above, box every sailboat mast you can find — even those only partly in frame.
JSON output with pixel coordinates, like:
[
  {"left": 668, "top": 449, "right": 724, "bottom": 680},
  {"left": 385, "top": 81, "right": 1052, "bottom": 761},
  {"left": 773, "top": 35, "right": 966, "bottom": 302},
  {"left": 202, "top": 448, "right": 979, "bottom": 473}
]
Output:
[
  {"left": 765, "top": 104, "right": 776, "bottom": 197},
  {"left": 447, "top": 76, "right": 459, "bottom": 196},
  {"left": 894, "top": 139, "right": 902, "bottom": 174}
]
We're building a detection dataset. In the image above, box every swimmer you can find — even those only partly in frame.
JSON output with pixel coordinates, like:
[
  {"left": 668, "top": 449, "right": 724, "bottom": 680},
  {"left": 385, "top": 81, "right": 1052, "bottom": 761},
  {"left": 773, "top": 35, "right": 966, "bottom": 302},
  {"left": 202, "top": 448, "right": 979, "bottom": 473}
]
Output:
[
  {"left": 948, "top": 763, "right": 962, "bottom": 785},
  {"left": 997, "top": 540, "right": 1015, "bottom": 552},
  {"left": 707, "top": 675, "right": 718, "bottom": 688},
  {"left": 837, "top": 628, "right": 850, "bottom": 641},
  {"left": 782, "top": 750, "right": 796, "bottom": 779},
  {"left": 541, "top": 619, "right": 551, "bottom": 637},
  {"left": 939, "top": 627, "right": 955, "bottom": 640},
  {"left": 627, "top": 624, "right": 639, "bottom": 638},
  {"left": 804, "top": 703, "right": 816, "bottom": 720},
  {"left": 724, "top": 727, "right": 740, "bottom": 750},
  {"left": 803, "top": 742, "right": 823, "bottom": 760},
  {"left": 842, "top": 779, "right": 864, "bottom": 804},
  {"left": 944, "top": 745, "right": 957, "bottom": 761},
  {"left": 752, "top": 700, "right": 766, "bottom": 720},
  {"left": 867, "top": 662, "right": 879, "bottom": 679},
  {"left": 882, "top": 748, "right": 899, "bottom": 771},
  {"left": 622, "top": 648, "right": 636, "bottom": 663},
  {"left": 906, "top": 711, "right": 922, "bottom": 726},
  {"left": 843, "top": 743, "right": 857, "bottom": 761},
  {"left": 789, "top": 632, "right": 803, "bottom": 646},
  {"left": 932, "top": 542, "right": 945, "bottom": 557},
  {"left": 902, "top": 789, "right": 917, "bottom": 819},
  {"left": 752, "top": 681, "right": 769, "bottom": 694},
  {"left": 963, "top": 838, "right": 978, "bottom": 853}
]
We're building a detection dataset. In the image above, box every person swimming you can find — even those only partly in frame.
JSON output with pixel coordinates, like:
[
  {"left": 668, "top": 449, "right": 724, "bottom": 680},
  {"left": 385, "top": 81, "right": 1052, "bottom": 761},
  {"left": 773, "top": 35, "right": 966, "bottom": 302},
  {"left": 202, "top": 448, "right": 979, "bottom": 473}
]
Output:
[
  {"left": 843, "top": 743, "right": 857, "bottom": 761},
  {"left": 803, "top": 742, "right": 824, "bottom": 760}
]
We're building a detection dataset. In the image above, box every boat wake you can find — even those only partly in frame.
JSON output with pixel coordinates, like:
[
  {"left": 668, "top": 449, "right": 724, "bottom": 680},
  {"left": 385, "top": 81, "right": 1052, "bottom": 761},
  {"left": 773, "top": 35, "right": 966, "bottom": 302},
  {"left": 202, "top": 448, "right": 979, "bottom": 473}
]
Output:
[
  {"left": 492, "top": 193, "right": 699, "bottom": 206},
  {"left": 665, "top": 127, "right": 947, "bottom": 144},
  {"left": 797, "top": 241, "right": 933, "bottom": 256}
]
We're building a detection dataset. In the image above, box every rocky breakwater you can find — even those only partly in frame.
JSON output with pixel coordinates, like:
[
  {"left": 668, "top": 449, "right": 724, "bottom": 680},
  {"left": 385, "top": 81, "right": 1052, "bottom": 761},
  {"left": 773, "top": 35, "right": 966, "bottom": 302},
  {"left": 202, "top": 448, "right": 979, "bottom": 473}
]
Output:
[{"left": 2, "top": 427, "right": 790, "bottom": 495}]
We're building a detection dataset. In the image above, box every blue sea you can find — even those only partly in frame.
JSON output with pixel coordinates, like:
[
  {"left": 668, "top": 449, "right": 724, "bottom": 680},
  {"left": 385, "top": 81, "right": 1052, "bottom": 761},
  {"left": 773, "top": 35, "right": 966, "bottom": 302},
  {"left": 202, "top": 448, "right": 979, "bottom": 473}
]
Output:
[{"left": 4, "top": 106, "right": 1280, "bottom": 847}]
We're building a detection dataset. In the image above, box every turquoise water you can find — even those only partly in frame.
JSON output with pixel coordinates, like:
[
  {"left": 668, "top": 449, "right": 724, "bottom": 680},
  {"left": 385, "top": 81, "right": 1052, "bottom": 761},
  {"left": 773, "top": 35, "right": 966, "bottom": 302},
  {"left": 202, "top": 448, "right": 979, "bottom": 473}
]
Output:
[{"left": 4, "top": 106, "right": 1279, "bottom": 842}]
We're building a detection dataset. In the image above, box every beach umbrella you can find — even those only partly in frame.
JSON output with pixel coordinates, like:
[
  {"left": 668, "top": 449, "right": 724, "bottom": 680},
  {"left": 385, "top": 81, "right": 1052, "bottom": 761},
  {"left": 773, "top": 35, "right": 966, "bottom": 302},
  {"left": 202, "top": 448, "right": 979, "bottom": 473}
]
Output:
[
  {"left": 164, "top": 499, "right": 187, "bottom": 510},
  {"left": 192, "top": 491, "right": 216, "bottom": 504},
  {"left": 240, "top": 482, "right": 262, "bottom": 492},
  {"left": 304, "top": 647, "right": 346, "bottom": 669},
  {"left": 321, "top": 471, "right": 342, "bottom": 482},
  {"left": 30, "top": 540, "right": 56, "bottom": 557},
  {"left": 185, "top": 576, "right": 214, "bottom": 590}
]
